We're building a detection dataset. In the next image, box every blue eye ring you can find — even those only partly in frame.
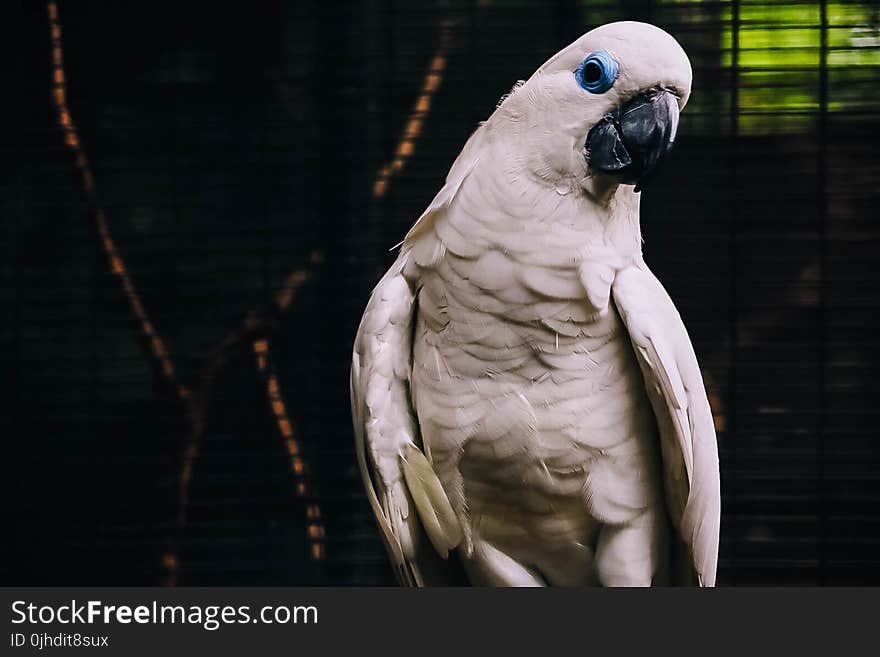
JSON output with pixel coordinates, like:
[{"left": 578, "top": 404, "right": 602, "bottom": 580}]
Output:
[{"left": 575, "top": 50, "right": 619, "bottom": 94}]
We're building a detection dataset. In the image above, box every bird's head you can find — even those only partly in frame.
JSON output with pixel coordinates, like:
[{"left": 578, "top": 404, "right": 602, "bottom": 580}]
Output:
[{"left": 493, "top": 21, "right": 692, "bottom": 195}]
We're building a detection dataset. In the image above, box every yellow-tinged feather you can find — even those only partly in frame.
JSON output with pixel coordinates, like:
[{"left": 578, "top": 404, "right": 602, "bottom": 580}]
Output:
[{"left": 401, "top": 445, "right": 463, "bottom": 557}]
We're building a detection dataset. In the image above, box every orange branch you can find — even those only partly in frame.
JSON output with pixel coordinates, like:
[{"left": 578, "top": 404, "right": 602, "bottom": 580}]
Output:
[
  {"left": 47, "top": 0, "right": 189, "bottom": 403},
  {"left": 253, "top": 337, "right": 325, "bottom": 561},
  {"left": 48, "top": 0, "right": 466, "bottom": 581},
  {"left": 372, "top": 19, "right": 457, "bottom": 198},
  {"left": 49, "top": 0, "right": 197, "bottom": 585}
]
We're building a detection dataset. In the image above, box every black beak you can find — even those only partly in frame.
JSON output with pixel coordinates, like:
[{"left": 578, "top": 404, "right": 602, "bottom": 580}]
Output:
[{"left": 585, "top": 89, "right": 680, "bottom": 191}]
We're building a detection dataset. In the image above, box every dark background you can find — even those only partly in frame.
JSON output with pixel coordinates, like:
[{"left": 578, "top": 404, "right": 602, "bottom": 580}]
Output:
[{"left": 3, "top": 0, "right": 879, "bottom": 586}]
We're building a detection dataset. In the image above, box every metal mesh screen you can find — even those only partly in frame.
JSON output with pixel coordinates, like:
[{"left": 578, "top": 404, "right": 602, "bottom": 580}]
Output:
[{"left": 4, "top": 0, "right": 880, "bottom": 585}]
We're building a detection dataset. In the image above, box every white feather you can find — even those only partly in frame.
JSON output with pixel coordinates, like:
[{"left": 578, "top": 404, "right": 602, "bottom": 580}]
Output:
[{"left": 352, "top": 21, "right": 717, "bottom": 587}]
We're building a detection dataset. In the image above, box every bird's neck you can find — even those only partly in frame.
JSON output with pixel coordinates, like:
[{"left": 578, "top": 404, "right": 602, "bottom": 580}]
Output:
[
  {"left": 473, "top": 139, "right": 644, "bottom": 263},
  {"left": 601, "top": 185, "right": 644, "bottom": 261}
]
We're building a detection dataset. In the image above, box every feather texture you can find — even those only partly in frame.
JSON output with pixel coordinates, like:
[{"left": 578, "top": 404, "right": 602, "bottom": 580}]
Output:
[
  {"left": 352, "top": 20, "right": 718, "bottom": 587},
  {"left": 351, "top": 254, "right": 465, "bottom": 585},
  {"left": 612, "top": 264, "right": 721, "bottom": 585}
]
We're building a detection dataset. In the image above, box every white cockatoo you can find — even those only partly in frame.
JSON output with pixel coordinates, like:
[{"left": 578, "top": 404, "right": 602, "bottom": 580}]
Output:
[{"left": 351, "top": 21, "right": 720, "bottom": 587}]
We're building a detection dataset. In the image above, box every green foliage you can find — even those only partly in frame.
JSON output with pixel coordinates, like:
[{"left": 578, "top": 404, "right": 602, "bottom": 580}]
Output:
[{"left": 578, "top": 0, "right": 880, "bottom": 134}]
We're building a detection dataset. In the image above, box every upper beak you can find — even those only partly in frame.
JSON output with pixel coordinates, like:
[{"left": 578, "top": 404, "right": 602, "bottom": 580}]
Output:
[{"left": 585, "top": 89, "right": 680, "bottom": 190}]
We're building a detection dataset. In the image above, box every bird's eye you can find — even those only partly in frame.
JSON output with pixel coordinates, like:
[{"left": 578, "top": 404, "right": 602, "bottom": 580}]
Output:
[{"left": 575, "top": 50, "right": 618, "bottom": 94}]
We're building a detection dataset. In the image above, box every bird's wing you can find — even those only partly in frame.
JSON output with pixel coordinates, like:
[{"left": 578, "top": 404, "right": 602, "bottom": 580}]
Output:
[
  {"left": 611, "top": 261, "right": 721, "bottom": 586},
  {"left": 351, "top": 252, "right": 465, "bottom": 586}
]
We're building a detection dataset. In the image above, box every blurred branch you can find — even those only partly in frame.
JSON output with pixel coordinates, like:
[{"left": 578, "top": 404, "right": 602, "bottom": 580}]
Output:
[
  {"left": 253, "top": 337, "right": 326, "bottom": 561},
  {"left": 177, "top": 7, "right": 467, "bottom": 568},
  {"left": 48, "top": 0, "right": 467, "bottom": 581},
  {"left": 46, "top": 0, "right": 327, "bottom": 583},
  {"left": 373, "top": 17, "right": 459, "bottom": 198},
  {"left": 47, "top": 0, "right": 190, "bottom": 405}
]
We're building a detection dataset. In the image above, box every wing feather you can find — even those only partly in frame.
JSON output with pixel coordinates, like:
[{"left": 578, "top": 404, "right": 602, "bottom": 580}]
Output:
[
  {"left": 612, "top": 262, "right": 721, "bottom": 586},
  {"left": 351, "top": 252, "right": 466, "bottom": 586}
]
